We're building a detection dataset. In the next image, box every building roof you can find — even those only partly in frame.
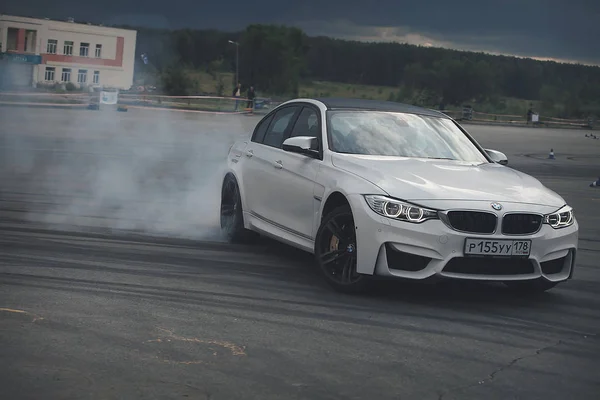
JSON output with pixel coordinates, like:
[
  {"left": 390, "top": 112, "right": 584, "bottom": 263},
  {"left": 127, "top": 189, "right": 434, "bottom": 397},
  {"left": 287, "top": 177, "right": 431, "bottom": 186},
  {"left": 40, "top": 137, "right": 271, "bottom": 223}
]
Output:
[
  {"left": 0, "top": 14, "right": 136, "bottom": 33},
  {"left": 314, "top": 97, "right": 448, "bottom": 118}
]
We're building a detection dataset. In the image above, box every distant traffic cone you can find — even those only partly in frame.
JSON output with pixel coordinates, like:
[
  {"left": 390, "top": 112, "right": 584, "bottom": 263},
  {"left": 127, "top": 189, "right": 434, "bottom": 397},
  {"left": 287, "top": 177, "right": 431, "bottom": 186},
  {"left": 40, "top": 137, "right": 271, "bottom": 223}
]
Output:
[
  {"left": 548, "top": 149, "right": 555, "bottom": 159},
  {"left": 590, "top": 178, "right": 600, "bottom": 187}
]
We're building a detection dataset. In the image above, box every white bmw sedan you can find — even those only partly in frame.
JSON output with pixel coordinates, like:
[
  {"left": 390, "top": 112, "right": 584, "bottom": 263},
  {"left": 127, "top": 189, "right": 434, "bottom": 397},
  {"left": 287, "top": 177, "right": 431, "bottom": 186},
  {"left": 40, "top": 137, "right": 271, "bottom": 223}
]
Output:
[{"left": 220, "top": 98, "right": 579, "bottom": 293}]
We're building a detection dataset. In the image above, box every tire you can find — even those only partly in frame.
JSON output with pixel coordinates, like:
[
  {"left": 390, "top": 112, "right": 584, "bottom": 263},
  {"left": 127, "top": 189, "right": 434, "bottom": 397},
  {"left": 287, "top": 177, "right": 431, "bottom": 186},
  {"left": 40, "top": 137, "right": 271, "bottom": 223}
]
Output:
[
  {"left": 314, "top": 204, "right": 372, "bottom": 294},
  {"left": 220, "top": 174, "right": 256, "bottom": 243},
  {"left": 504, "top": 279, "right": 559, "bottom": 293}
]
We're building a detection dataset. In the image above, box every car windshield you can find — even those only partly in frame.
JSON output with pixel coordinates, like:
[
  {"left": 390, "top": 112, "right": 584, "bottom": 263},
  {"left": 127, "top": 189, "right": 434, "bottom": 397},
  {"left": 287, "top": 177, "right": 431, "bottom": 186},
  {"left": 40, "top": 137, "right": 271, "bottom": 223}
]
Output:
[{"left": 326, "top": 110, "right": 489, "bottom": 163}]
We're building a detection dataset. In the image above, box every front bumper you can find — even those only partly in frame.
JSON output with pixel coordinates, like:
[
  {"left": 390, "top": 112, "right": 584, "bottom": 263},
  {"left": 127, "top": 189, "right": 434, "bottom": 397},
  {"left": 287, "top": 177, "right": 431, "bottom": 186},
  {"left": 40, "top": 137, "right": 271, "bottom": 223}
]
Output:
[{"left": 349, "top": 194, "right": 579, "bottom": 282}]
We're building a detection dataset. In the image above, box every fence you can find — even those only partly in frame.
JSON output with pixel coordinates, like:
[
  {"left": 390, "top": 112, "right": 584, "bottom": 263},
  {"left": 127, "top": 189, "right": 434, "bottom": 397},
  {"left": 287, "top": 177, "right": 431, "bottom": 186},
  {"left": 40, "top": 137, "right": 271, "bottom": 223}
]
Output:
[
  {"left": 0, "top": 91, "right": 272, "bottom": 114},
  {"left": 0, "top": 91, "right": 92, "bottom": 107},
  {"left": 0, "top": 90, "right": 595, "bottom": 128},
  {"left": 441, "top": 108, "right": 594, "bottom": 129},
  {"left": 117, "top": 93, "right": 271, "bottom": 114}
]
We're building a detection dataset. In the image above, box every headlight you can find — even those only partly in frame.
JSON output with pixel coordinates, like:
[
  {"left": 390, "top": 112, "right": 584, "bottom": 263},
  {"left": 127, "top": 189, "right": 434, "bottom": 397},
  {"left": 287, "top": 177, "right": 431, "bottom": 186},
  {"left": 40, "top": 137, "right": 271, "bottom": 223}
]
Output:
[
  {"left": 543, "top": 205, "right": 574, "bottom": 229},
  {"left": 364, "top": 195, "right": 438, "bottom": 223}
]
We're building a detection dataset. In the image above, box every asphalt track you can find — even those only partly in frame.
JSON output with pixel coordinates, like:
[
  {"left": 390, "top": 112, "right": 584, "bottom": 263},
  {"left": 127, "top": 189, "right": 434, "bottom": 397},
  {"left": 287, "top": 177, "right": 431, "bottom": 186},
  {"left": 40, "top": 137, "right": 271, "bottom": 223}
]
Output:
[{"left": 1, "top": 107, "right": 599, "bottom": 400}]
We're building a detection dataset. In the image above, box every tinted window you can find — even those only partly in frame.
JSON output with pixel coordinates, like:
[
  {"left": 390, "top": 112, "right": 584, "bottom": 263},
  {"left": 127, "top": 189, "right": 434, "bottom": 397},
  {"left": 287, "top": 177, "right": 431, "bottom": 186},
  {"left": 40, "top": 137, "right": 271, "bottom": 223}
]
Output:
[
  {"left": 263, "top": 107, "right": 298, "bottom": 148},
  {"left": 327, "top": 110, "right": 488, "bottom": 163},
  {"left": 290, "top": 107, "right": 319, "bottom": 138},
  {"left": 252, "top": 114, "right": 274, "bottom": 143}
]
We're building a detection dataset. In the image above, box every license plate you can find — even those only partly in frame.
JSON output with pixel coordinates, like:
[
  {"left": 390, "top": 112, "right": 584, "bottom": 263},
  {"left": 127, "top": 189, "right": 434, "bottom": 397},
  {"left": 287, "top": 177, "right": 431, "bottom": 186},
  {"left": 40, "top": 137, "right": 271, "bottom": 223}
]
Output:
[{"left": 464, "top": 238, "right": 531, "bottom": 257}]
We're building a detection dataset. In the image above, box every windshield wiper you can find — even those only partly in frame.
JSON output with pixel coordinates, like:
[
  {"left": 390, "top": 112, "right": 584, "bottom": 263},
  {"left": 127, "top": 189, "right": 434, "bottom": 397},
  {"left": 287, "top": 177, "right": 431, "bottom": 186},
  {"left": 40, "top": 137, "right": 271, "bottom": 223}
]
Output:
[{"left": 424, "top": 157, "right": 455, "bottom": 160}]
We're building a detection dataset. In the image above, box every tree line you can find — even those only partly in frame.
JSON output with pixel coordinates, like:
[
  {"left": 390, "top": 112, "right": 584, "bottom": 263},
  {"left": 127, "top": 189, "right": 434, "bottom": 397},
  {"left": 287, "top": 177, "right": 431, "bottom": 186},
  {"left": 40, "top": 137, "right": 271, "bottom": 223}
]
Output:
[{"left": 127, "top": 24, "right": 600, "bottom": 118}]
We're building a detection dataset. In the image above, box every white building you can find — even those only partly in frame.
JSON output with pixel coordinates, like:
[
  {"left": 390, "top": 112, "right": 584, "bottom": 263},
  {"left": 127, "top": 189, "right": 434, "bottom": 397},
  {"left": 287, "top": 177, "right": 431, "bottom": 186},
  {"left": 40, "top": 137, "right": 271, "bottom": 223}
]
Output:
[{"left": 0, "top": 14, "right": 137, "bottom": 90}]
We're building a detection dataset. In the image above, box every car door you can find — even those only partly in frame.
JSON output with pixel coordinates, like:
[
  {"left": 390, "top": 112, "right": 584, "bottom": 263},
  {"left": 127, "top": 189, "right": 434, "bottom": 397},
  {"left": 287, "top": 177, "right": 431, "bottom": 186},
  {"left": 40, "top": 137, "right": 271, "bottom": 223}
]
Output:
[
  {"left": 273, "top": 105, "right": 323, "bottom": 239},
  {"left": 242, "top": 105, "right": 301, "bottom": 226},
  {"left": 239, "top": 112, "right": 275, "bottom": 214}
]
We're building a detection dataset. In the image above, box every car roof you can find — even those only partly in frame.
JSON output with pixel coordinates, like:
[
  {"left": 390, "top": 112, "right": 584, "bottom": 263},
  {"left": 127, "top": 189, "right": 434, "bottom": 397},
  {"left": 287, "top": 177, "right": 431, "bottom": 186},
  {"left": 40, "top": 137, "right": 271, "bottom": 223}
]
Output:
[{"left": 312, "top": 97, "right": 449, "bottom": 118}]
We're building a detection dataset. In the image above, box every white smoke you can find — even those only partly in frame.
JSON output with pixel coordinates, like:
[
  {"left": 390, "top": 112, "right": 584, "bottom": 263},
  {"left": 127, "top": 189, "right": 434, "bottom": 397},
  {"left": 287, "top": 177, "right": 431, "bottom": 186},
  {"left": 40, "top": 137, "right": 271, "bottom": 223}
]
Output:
[{"left": 0, "top": 103, "right": 260, "bottom": 240}]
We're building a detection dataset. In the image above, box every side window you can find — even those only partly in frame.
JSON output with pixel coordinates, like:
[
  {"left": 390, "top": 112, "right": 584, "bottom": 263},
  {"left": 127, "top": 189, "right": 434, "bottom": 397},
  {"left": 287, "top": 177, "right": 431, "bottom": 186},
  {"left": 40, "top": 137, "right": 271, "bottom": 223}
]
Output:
[
  {"left": 263, "top": 107, "right": 299, "bottom": 148},
  {"left": 252, "top": 114, "right": 274, "bottom": 143},
  {"left": 289, "top": 107, "right": 320, "bottom": 138}
]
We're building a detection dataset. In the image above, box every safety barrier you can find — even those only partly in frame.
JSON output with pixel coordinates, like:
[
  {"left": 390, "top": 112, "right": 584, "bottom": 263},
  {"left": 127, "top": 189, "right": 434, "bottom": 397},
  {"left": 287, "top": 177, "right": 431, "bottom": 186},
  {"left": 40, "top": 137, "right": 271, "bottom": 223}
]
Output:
[
  {"left": 0, "top": 91, "right": 269, "bottom": 114},
  {"left": 117, "top": 93, "right": 268, "bottom": 114},
  {"left": 0, "top": 91, "right": 594, "bottom": 128},
  {"left": 440, "top": 108, "right": 594, "bottom": 129}
]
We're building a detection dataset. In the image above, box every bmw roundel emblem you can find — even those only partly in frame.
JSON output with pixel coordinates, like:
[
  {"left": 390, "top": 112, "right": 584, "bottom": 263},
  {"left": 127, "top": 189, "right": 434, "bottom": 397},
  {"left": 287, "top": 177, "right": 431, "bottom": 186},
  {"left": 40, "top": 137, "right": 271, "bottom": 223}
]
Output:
[{"left": 491, "top": 202, "right": 503, "bottom": 211}]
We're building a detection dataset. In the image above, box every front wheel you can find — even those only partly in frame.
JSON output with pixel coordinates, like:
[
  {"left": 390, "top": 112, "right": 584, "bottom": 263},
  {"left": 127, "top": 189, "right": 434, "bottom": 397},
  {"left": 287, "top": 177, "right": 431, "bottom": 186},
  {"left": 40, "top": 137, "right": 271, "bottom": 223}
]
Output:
[{"left": 314, "top": 204, "right": 372, "bottom": 294}]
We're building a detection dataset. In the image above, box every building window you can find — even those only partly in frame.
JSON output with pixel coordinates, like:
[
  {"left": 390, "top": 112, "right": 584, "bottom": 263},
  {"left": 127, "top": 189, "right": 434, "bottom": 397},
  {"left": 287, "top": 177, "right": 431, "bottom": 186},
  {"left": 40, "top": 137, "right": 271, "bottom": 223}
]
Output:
[
  {"left": 61, "top": 68, "right": 71, "bottom": 82},
  {"left": 93, "top": 71, "right": 100, "bottom": 84},
  {"left": 6, "top": 28, "right": 18, "bottom": 51},
  {"left": 64, "top": 41, "right": 73, "bottom": 55},
  {"left": 95, "top": 44, "right": 102, "bottom": 58},
  {"left": 44, "top": 67, "right": 56, "bottom": 81},
  {"left": 77, "top": 69, "right": 87, "bottom": 84},
  {"left": 79, "top": 43, "right": 89, "bottom": 57},
  {"left": 47, "top": 39, "right": 57, "bottom": 54},
  {"left": 24, "top": 30, "right": 37, "bottom": 52}
]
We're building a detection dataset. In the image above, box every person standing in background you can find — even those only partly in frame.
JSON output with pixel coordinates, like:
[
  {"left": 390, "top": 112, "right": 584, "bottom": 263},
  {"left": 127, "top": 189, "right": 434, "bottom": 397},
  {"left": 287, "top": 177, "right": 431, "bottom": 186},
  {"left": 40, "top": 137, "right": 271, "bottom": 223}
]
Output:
[
  {"left": 233, "top": 82, "right": 242, "bottom": 111},
  {"left": 247, "top": 86, "right": 256, "bottom": 113},
  {"left": 527, "top": 103, "right": 534, "bottom": 125}
]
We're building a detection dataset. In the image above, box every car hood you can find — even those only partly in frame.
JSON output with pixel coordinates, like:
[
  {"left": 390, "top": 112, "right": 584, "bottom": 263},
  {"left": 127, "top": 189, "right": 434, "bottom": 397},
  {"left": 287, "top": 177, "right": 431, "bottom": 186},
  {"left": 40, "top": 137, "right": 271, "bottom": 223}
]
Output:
[{"left": 331, "top": 154, "right": 565, "bottom": 207}]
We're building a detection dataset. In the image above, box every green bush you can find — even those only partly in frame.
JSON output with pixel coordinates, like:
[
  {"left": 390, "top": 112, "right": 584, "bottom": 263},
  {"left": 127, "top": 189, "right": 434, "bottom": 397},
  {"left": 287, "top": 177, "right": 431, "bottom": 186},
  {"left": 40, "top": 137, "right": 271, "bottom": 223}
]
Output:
[
  {"left": 160, "top": 66, "right": 199, "bottom": 96},
  {"left": 216, "top": 75, "right": 225, "bottom": 97}
]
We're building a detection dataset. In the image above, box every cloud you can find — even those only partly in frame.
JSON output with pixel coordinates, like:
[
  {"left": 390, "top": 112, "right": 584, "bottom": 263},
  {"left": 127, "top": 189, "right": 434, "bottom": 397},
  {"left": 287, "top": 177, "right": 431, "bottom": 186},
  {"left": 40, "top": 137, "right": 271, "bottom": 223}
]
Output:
[
  {"left": 293, "top": 19, "right": 448, "bottom": 47},
  {"left": 3, "top": 0, "right": 599, "bottom": 65},
  {"left": 104, "top": 14, "right": 173, "bottom": 30},
  {"left": 292, "top": 18, "right": 600, "bottom": 66}
]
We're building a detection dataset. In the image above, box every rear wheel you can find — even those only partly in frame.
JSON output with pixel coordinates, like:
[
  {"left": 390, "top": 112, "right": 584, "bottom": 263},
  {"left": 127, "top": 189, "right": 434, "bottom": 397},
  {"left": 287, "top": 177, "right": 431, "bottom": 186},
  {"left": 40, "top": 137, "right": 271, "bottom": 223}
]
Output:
[
  {"left": 220, "top": 174, "right": 255, "bottom": 243},
  {"left": 504, "top": 279, "right": 559, "bottom": 293},
  {"left": 315, "top": 204, "right": 372, "bottom": 293}
]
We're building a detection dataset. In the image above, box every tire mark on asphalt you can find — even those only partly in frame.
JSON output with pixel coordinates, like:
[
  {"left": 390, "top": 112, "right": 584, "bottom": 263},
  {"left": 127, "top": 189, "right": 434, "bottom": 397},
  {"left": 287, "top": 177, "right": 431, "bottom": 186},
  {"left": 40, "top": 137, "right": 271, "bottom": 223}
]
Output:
[
  {"left": 1, "top": 272, "right": 596, "bottom": 341},
  {"left": 0, "top": 308, "right": 44, "bottom": 322}
]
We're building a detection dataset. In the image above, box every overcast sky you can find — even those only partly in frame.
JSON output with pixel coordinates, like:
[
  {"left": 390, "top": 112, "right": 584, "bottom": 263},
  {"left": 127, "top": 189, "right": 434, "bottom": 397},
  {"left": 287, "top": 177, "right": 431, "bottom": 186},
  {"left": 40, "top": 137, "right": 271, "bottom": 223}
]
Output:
[{"left": 4, "top": 0, "right": 599, "bottom": 65}]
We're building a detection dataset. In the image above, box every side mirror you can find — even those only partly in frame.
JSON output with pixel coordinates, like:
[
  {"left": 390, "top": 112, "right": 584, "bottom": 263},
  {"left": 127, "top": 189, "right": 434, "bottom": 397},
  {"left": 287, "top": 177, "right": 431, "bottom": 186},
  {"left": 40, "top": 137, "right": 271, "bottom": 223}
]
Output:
[
  {"left": 282, "top": 136, "right": 319, "bottom": 158},
  {"left": 485, "top": 149, "right": 508, "bottom": 165}
]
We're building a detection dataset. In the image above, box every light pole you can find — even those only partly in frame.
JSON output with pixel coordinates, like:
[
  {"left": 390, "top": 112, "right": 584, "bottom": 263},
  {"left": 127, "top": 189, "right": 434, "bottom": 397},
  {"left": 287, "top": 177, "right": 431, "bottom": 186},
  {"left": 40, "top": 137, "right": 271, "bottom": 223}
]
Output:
[{"left": 228, "top": 40, "right": 239, "bottom": 87}]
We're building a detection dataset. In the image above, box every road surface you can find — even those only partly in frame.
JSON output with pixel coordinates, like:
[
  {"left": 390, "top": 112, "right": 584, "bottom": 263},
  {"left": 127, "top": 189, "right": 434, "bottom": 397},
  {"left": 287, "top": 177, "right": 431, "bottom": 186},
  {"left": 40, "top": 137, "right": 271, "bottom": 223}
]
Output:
[{"left": 1, "top": 107, "right": 599, "bottom": 400}]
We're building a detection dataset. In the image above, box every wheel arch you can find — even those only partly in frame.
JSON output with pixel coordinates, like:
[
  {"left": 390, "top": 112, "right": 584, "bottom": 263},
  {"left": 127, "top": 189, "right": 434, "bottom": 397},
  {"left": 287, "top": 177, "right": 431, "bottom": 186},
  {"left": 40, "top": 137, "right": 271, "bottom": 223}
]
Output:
[
  {"left": 314, "top": 189, "right": 375, "bottom": 292},
  {"left": 222, "top": 170, "right": 241, "bottom": 190},
  {"left": 221, "top": 171, "right": 249, "bottom": 222},
  {"left": 316, "top": 186, "right": 382, "bottom": 277},
  {"left": 321, "top": 191, "right": 351, "bottom": 223}
]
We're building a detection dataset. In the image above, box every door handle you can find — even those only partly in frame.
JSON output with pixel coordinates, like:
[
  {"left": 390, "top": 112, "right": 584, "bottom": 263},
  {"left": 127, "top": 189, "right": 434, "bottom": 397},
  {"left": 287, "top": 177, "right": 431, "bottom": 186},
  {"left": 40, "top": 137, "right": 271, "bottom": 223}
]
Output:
[
  {"left": 245, "top": 150, "right": 253, "bottom": 158},
  {"left": 274, "top": 160, "right": 283, "bottom": 169}
]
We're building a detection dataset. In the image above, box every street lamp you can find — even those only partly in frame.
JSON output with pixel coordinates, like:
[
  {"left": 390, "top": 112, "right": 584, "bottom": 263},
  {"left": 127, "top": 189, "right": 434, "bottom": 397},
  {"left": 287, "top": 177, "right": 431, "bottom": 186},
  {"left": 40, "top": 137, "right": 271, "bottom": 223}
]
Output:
[{"left": 228, "top": 40, "right": 239, "bottom": 87}]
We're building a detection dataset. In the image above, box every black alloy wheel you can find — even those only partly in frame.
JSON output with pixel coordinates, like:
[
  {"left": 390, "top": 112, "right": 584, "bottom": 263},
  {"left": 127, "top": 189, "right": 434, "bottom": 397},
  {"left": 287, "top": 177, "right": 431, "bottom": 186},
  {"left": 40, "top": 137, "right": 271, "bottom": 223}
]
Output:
[
  {"left": 220, "top": 174, "right": 253, "bottom": 243},
  {"left": 315, "top": 204, "right": 371, "bottom": 293}
]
